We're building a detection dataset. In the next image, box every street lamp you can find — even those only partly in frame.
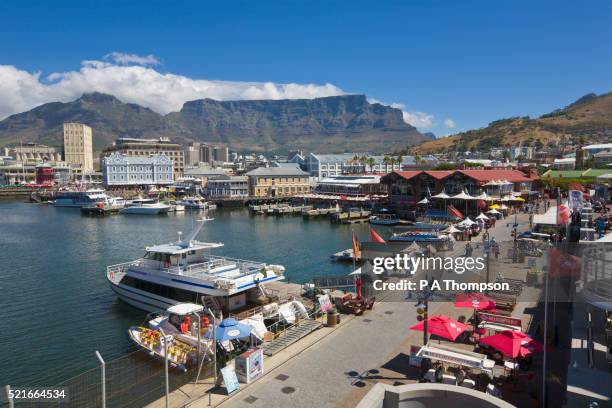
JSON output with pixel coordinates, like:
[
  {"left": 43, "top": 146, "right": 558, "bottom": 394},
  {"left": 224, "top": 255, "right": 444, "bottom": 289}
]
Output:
[{"left": 482, "top": 231, "right": 490, "bottom": 285}]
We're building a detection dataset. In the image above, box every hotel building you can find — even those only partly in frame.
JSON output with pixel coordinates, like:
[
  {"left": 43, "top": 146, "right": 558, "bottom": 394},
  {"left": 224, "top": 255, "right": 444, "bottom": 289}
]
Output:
[{"left": 63, "top": 123, "right": 94, "bottom": 171}]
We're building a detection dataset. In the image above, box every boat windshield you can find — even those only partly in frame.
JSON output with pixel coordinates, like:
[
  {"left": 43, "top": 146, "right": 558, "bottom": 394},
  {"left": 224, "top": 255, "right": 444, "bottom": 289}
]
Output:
[{"left": 143, "top": 251, "right": 170, "bottom": 262}]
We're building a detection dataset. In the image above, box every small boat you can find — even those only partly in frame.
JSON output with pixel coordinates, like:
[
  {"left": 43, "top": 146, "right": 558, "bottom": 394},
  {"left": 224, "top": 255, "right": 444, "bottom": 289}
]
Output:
[
  {"left": 128, "top": 326, "right": 197, "bottom": 372},
  {"left": 330, "top": 248, "right": 355, "bottom": 262},
  {"left": 177, "top": 196, "right": 208, "bottom": 210},
  {"left": 164, "top": 201, "right": 185, "bottom": 212},
  {"left": 80, "top": 196, "right": 125, "bottom": 215},
  {"left": 388, "top": 232, "right": 450, "bottom": 243},
  {"left": 120, "top": 198, "right": 170, "bottom": 215},
  {"left": 369, "top": 209, "right": 400, "bottom": 226}
]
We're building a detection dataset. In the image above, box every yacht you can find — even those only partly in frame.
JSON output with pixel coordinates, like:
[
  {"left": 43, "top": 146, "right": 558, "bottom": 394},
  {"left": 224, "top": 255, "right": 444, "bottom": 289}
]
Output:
[
  {"left": 177, "top": 196, "right": 216, "bottom": 210},
  {"left": 53, "top": 189, "right": 110, "bottom": 208},
  {"left": 106, "top": 219, "right": 286, "bottom": 313},
  {"left": 120, "top": 198, "right": 170, "bottom": 215}
]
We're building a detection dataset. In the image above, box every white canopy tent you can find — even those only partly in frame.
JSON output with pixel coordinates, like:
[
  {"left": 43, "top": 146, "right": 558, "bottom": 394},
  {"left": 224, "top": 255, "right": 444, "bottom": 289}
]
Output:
[
  {"left": 487, "top": 208, "right": 501, "bottom": 215},
  {"left": 417, "top": 197, "right": 429, "bottom": 205},
  {"left": 476, "top": 212, "right": 489, "bottom": 221},
  {"left": 432, "top": 189, "right": 450, "bottom": 199}
]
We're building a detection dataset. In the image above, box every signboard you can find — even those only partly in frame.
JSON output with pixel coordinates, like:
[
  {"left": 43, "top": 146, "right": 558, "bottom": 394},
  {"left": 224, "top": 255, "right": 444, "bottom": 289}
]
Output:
[
  {"left": 317, "top": 294, "right": 332, "bottom": 313},
  {"left": 409, "top": 345, "right": 422, "bottom": 367},
  {"left": 478, "top": 312, "right": 522, "bottom": 329},
  {"left": 235, "top": 348, "right": 264, "bottom": 384},
  {"left": 220, "top": 366, "right": 240, "bottom": 395},
  {"left": 568, "top": 190, "right": 583, "bottom": 210}
]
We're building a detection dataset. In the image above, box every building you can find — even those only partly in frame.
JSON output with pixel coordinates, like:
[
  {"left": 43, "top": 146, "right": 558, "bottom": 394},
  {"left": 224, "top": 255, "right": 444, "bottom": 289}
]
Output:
[
  {"left": 63, "top": 123, "right": 94, "bottom": 171},
  {"left": 382, "top": 169, "right": 536, "bottom": 218},
  {"left": 315, "top": 175, "right": 387, "bottom": 196},
  {"left": 593, "top": 150, "right": 612, "bottom": 168},
  {"left": 3, "top": 143, "right": 62, "bottom": 162},
  {"left": 582, "top": 143, "right": 612, "bottom": 157},
  {"left": 552, "top": 157, "right": 576, "bottom": 170},
  {"left": 203, "top": 176, "right": 249, "bottom": 199},
  {"left": 186, "top": 142, "right": 230, "bottom": 166},
  {"left": 246, "top": 167, "right": 311, "bottom": 197},
  {"left": 102, "top": 137, "right": 184, "bottom": 178},
  {"left": 101, "top": 152, "right": 174, "bottom": 187}
]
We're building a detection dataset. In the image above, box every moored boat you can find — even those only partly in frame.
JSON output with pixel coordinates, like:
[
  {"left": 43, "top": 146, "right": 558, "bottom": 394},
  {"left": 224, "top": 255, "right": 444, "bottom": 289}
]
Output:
[{"left": 120, "top": 198, "right": 170, "bottom": 215}]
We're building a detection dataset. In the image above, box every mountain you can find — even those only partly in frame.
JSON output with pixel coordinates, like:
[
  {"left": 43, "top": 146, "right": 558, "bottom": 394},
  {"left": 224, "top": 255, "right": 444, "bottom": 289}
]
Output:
[
  {"left": 414, "top": 92, "right": 612, "bottom": 154},
  {"left": 0, "top": 93, "right": 426, "bottom": 153}
]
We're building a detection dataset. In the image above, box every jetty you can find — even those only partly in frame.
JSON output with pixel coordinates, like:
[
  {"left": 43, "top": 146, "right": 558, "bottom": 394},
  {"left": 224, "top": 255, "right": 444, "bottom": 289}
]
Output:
[
  {"left": 302, "top": 206, "right": 341, "bottom": 218},
  {"left": 330, "top": 208, "right": 371, "bottom": 224},
  {"left": 249, "top": 203, "right": 313, "bottom": 215}
]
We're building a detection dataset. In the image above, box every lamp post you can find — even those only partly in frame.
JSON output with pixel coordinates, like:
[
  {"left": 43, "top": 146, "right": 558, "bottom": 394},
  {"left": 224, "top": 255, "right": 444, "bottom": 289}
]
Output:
[
  {"left": 158, "top": 327, "right": 170, "bottom": 408},
  {"left": 483, "top": 231, "right": 490, "bottom": 285}
]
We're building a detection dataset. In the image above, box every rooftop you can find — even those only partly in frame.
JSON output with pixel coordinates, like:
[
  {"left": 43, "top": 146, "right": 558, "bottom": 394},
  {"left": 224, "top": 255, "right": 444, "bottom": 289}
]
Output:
[
  {"left": 146, "top": 241, "right": 223, "bottom": 254},
  {"left": 582, "top": 143, "right": 612, "bottom": 150},
  {"left": 246, "top": 166, "right": 310, "bottom": 176}
]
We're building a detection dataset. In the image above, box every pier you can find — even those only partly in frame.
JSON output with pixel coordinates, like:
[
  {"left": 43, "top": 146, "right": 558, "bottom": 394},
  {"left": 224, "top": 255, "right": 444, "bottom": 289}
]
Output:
[
  {"left": 302, "top": 206, "right": 340, "bottom": 218},
  {"left": 330, "top": 208, "right": 371, "bottom": 224},
  {"left": 248, "top": 203, "right": 313, "bottom": 215}
]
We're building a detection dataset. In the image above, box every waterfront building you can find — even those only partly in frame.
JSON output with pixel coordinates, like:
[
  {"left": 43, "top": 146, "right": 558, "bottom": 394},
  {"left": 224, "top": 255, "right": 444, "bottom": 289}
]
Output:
[
  {"left": 35, "top": 163, "right": 54, "bottom": 184},
  {"left": 315, "top": 175, "right": 387, "bottom": 196},
  {"left": 246, "top": 166, "right": 311, "bottom": 197},
  {"left": 101, "top": 152, "right": 174, "bottom": 187},
  {"left": 582, "top": 143, "right": 612, "bottom": 157},
  {"left": 102, "top": 137, "right": 184, "bottom": 178},
  {"left": 63, "top": 123, "right": 94, "bottom": 172},
  {"left": 184, "top": 166, "right": 230, "bottom": 184},
  {"left": 552, "top": 157, "right": 576, "bottom": 170},
  {"left": 593, "top": 150, "right": 612, "bottom": 167},
  {"left": 305, "top": 153, "right": 435, "bottom": 179},
  {"left": 382, "top": 169, "right": 536, "bottom": 217},
  {"left": 3, "top": 143, "right": 62, "bottom": 162},
  {"left": 203, "top": 176, "right": 249, "bottom": 199}
]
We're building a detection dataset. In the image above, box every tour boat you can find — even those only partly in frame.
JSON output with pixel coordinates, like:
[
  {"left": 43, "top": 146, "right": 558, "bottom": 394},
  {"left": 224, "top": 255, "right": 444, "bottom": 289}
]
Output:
[
  {"left": 53, "top": 189, "right": 111, "bottom": 208},
  {"left": 120, "top": 198, "right": 170, "bottom": 215},
  {"left": 369, "top": 210, "right": 401, "bottom": 226},
  {"left": 106, "top": 219, "right": 286, "bottom": 313},
  {"left": 176, "top": 196, "right": 211, "bottom": 210}
]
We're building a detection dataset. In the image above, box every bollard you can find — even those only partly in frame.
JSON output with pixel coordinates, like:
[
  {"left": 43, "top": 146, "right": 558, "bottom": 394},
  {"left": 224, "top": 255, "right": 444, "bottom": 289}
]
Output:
[{"left": 95, "top": 351, "right": 106, "bottom": 408}]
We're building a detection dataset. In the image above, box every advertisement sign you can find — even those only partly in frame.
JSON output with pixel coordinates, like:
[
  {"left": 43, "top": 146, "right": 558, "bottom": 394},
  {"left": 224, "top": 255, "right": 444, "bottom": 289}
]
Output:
[
  {"left": 409, "top": 345, "right": 422, "bottom": 367},
  {"left": 235, "top": 348, "right": 265, "bottom": 384},
  {"left": 317, "top": 294, "right": 332, "bottom": 312},
  {"left": 477, "top": 312, "right": 522, "bottom": 329},
  {"left": 568, "top": 190, "right": 583, "bottom": 210},
  {"left": 221, "top": 366, "right": 240, "bottom": 394}
]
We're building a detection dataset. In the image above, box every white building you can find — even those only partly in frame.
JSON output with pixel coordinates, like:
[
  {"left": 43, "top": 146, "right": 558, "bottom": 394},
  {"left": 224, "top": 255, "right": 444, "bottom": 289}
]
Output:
[
  {"left": 582, "top": 143, "right": 612, "bottom": 157},
  {"left": 305, "top": 153, "right": 425, "bottom": 179},
  {"left": 102, "top": 152, "right": 174, "bottom": 187},
  {"left": 204, "top": 176, "right": 249, "bottom": 199},
  {"left": 63, "top": 123, "right": 93, "bottom": 171}
]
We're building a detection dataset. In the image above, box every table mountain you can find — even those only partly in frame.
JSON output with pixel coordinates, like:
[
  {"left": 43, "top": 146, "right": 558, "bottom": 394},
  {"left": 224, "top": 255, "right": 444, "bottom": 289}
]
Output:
[{"left": 0, "top": 93, "right": 426, "bottom": 153}]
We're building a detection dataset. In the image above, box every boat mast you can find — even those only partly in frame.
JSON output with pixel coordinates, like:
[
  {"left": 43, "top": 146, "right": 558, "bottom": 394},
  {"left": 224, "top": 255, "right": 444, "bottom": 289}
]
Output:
[{"left": 177, "top": 218, "right": 213, "bottom": 248}]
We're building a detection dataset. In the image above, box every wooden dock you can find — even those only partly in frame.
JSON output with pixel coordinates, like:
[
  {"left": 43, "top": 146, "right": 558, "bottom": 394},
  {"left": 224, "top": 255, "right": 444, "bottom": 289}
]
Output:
[
  {"left": 331, "top": 209, "right": 371, "bottom": 224},
  {"left": 302, "top": 207, "right": 341, "bottom": 218},
  {"left": 249, "top": 203, "right": 313, "bottom": 215}
]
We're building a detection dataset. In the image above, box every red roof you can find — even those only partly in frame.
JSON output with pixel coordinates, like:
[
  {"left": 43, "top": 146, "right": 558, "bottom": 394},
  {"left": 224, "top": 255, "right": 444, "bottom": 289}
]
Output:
[
  {"left": 394, "top": 171, "right": 422, "bottom": 180},
  {"left": 457, "top": 169, "right": 532, "bottom": 183},
  {"left": 423, "top": 170, "right": 454, "bottom": 180}
]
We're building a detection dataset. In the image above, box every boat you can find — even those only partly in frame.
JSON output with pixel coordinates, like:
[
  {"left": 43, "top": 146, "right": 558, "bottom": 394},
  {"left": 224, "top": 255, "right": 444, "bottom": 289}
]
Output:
[
  {"left": 369, "top": 209, "right": 400, "bottom": 225},
  {"left": 330, "top": 248, "right": 355, "bottom": 262},
  {"left": 176, "top": 196, "right": 209, "bottom": 210},
  {"left": 128, "top": 325, "right": 197, "bottom": 372},
  {"left": 388, "top": 231, "right": 450, "bottom": 243},
  {"left": 165, "top": 200, "right": 185, "bottom": 212},
  {"left": 53, "top": 189, "right": 110, "bottom": 208},
  {"left": 106, "top": 219, "right": 286, "bottom": 313},
  {"left": 120, "top": 198, "right": 170, "bottom": 215},
  {"left": 80, "top": 196, "right": 125, "bottom": 215}
]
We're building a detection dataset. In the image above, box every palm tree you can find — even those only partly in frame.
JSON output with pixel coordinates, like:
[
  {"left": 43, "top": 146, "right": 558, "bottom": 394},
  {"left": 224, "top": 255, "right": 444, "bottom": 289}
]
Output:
[
  {"left": 367, "top": 157, "right": 376, "bottom": 173},
  {"left": 383, "top": 155, "right": 391, "bottom": 173},
  {"left": 396, "top": 155, "right": 403, "bottom": 170}
]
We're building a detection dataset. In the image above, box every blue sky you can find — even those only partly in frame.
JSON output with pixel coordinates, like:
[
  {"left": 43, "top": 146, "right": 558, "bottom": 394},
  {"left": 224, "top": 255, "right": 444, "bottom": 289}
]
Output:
[{"left": 1, "top": 0, "right": 612, "bottom": 137}]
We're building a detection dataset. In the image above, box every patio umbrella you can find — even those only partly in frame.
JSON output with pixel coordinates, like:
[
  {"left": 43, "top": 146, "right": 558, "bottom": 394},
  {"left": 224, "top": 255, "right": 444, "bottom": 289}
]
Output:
[
  {"left": 445, "top": 225, "right": 460, "bottom": 234},
  {"left": 487, "top": 208, "right": 501, "bottom": 215},
  {"left": 489, "top": 204, "right": 500, "bottom": 209},
  {"left": 514, "top": 196, "right": 525, "bottom": 202},
  {"left": 475, "top": 212, "right": 489, "bottom": 221},
  {"left": 417, "top": 197, "right": 429, "bottom": 205},
  {"left": 409, "top": 315, "right": 469, "bottom": 341},
  {"left": 479, "top": 330, "right": 543, "bottom": 359},
  {"left": 205, "top": 318, "right": 254, "bottom": 341},
  {"left": 500, "top": 204, "right": 509, "bottom": 210},
  {"left": 455, "top": 292, "right": 496, "bottom": 311}
]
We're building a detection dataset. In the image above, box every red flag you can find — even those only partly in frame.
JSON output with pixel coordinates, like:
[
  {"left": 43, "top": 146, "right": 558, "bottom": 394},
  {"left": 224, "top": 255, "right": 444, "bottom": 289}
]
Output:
[
  {"left": 448, "top": 205, "right": 464, "bottom": 219},
  {"left": 556, "top": 204, "right": 571, "bottom": 225},
  {"left": 370, "top": 227, "right": 386, "bottom": 243},
  {"left": 352, "top": 232, "right": 361, "bottom": 261}
]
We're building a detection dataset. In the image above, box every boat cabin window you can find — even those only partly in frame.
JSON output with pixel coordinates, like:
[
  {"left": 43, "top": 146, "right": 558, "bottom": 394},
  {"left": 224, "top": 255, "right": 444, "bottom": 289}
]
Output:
[{"left": 143, "top": 252, "right": 171, "bottom": 263}]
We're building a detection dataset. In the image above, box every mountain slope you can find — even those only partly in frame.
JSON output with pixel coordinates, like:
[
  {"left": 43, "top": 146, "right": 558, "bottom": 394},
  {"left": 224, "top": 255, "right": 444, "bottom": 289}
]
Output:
[
  {"left": 414, "top": 92, "right": 612, "bottom": 153},
  {"left": 0, "top": 93, "right": 426, "bottom": 153}
]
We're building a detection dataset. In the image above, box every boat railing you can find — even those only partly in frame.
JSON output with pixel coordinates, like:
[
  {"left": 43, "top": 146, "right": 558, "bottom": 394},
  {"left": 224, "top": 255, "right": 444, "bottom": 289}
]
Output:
[{"left": 106, "top": 261, "right": 140, "bottom": 283}]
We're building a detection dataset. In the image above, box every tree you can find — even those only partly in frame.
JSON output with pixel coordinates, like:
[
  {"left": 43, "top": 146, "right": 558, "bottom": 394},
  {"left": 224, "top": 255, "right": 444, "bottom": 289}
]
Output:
[
  {"left": 434, "top": 163, "right": 457, "bottom": 170},
  {"left": 367, "top": 157, "right": 376, "bottom": 172},
  {"left": 383, "top": 155, "right": 392, "bottom": 172}
]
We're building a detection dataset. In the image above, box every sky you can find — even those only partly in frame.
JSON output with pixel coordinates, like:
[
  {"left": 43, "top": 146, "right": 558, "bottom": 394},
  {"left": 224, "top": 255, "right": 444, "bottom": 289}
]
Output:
[{"left": 1, "top": 0, "right": 612, "bottom": 137}]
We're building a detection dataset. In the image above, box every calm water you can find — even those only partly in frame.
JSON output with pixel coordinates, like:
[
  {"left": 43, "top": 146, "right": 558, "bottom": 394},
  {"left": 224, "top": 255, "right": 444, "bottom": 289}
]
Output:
[{"left": 0, "top": 199, "right": 377, "bottom": 387}]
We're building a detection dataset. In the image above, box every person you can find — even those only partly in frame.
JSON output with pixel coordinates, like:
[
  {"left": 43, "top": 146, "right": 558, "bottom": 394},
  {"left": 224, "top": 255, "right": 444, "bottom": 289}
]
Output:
[
  {"left": 494, "top": 243, "right": 500, "bottom": 259},
  {"left": 465, "top": 242, "right": 473, "bottom": 257},
  {"left": 180, "top": 315, "right": 191, "bottom": 334}
]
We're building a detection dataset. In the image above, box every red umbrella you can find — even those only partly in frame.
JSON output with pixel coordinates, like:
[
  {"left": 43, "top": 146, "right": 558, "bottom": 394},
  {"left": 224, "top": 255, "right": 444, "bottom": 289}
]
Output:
[
  {"left": 455, "top": 292, "right": 496, "bottom": 311},
  {"left": 479, "top": 330, "right": 543, "bottom": 358},
  {"left": 409, "top": 315, "right": 469, "bottom": 341}
]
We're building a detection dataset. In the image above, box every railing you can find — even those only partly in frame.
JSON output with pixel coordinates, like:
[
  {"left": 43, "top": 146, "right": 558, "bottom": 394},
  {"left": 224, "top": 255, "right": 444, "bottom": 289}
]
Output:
[{"left": 106, "top": 261, "right": 140, "bottom": 283}]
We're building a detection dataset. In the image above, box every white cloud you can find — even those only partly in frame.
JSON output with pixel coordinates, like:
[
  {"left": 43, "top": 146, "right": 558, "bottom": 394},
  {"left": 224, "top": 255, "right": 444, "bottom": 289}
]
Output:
[
  {"left": 380, "top": 102, "right": 434, "bottom": 129},
  {"left": 0, "top": 56, "right": 345, "bottom": 120},
  {"left": 444, "top": 119, "right": 456, "bottom": 129},
  {"left": 104, "top": 52, "right": 160, "bottom": 66}
]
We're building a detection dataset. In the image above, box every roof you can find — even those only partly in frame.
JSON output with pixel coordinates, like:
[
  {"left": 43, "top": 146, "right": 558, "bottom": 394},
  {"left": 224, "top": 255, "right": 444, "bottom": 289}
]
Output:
[
  {"left": 146, "top": 241, "right": 223, "bottom": 254},
  {"left": 582, "top": 143, "right": 612, "bottom": 150},
  {"left": 317, "top": 175, "right": 382, "bottom": 185},
  {"left": 102, "top": 152, "right": 173, "bottom": 165},
  {"left": 457, "top": 169, "right": 533, "bottom": 183},
  {"left": 184, "top": 167, "right": 228, "bottom": 176},
  {"left": 166, "top": 303, "right": 204, "bottom": 315},
  {"left": 246, "top": 166, "right": 310, "bottom": 176}
]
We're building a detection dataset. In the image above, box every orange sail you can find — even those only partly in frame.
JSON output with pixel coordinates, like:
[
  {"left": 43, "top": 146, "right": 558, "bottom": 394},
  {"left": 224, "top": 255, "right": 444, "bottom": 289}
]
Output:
[{"left": 352, "top": 231, "right": 361, "bottom": 261}]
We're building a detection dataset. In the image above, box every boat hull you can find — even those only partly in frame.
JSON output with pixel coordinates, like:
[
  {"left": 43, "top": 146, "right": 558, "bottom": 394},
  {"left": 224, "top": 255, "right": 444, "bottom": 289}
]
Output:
[
  {"left": 370, "top": 219, "right": 400, "bottom": 226},
  {"left": 120, "top": 207, "right": 169, "bottom": 215}
]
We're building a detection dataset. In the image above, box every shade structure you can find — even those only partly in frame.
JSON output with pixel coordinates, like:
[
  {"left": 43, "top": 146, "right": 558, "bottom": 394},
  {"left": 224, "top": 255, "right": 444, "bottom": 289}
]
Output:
[
  {"left": 205, "top": 318, "right": 254, "bottom": 341},
  {"left": 514, "top": 196, "right": 525, "bottom": 202},
  {"left": 479, "top": 330, "right": 543, "bottom": 358},
  {"left": 487, "top": 208, "right": 501, "bottom": 215},
  {"left": 475, "top": 212, "right": 489, "bottom": 221},
  {"left": 417, "top": 197, "right": 429, "bottom": 205},
  {"left": 451, "top": 190, "right": 476, "bottom": 200},
  {"left": 409, "top": 315, "right": 469, "bottom": 341},
  {"left": 432, "top": 190, "right": 451, "bottom": 199},
  {"left": 455, "top": 292, "right": 496, "bottom": 311},
  {"left": 445, "top": 225, "right": 460, "bottom": 234},
  {"left": 499, "top": 204, "right": 509, "bottom": 210},
  {"left": 458, "top": 217, "right": 476, "bottom": 227},
  {"left": 402, "top": 241, "right": 423, "bottom": 254},
  {"left": 474, "top": 191, "right": 489, "bottom": 200},
  {"left": 489, "top": 204, "right": 500, "bottom": 209}
]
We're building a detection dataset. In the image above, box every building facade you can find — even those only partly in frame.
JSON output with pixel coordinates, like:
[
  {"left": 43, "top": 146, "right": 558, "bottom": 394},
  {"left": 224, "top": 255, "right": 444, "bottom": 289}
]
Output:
[
  {"left": 315, "top": 175, "right": 387, "bottom": 196},
  {"left": 101, "top": 152, "right": 174, "bottom": 187},
  {"left": 186, "top": 142, "right": 230, "bottom": 166},
  {"left": 204, "top": 176, "right": 249, "bottom": 199},
  {"left": 3, "top": 143, "right": 62, "bottom": 162},
  {"left": 305, "top": 153, "right": 434, "bottom": 179},
  {"left": 246, "top": 167, "right": 311, "bottom": 197},
  {"left": 102, "top": 137, "right": 184, "bottom": 178},
  {"left": 63, "top": 123, "right": 94, "bottom": 171}
]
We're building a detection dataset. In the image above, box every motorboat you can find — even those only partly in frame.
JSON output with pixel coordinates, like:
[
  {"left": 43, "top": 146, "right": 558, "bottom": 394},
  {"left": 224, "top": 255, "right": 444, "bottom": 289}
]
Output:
[
  {"left": 80, "top": 195, "right": 125, "bottom": 215},
  {"left": 369, "top": 209, "right": 400, "bottom": 225},
  {"left": 128, "top": 326, "right": 196, "bottom": 372},
  {"left": 53, "top": 189, "right": 111, "bottom": 208},
  {"left": 106, "top": 219, "right": 286, "bottom": 313},
  {"left": 165, "top": 200, "right": 185, "bottom": 212},
  {"left": 176, "top": 196, "right": 209, "bottom": 210},
  {"left": 120, "top": 198, "right": 170, "bottom": 215}
]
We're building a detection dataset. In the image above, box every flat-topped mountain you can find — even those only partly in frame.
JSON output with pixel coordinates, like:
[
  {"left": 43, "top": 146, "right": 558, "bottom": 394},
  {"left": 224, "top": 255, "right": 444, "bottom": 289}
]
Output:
[{"left": 0, "top": 93, "right": 426, "bottom": 153}]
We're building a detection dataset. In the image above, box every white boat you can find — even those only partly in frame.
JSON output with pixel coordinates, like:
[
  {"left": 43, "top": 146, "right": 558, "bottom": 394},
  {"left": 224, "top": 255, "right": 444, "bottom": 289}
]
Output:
[
  {"left": 128, "top": 325, "right": 197, "bottom": 372},
  {"left": 177, "top": 196, "right": 216, "bottom": 210},
  {"left": 106, "top": 219, "right": 286, "bottom": 313},
  {"left": 120, "top": 198, "right": 170, "bottom": 215},
  {"left": 167, "top": 201, "right": 185, "bottom": 212}
]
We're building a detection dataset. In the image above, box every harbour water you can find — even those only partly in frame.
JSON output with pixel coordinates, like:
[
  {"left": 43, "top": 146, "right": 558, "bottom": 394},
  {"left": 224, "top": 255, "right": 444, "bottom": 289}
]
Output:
[{"left": 0, "top": 199, "right": 375, "bottom": 388}]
